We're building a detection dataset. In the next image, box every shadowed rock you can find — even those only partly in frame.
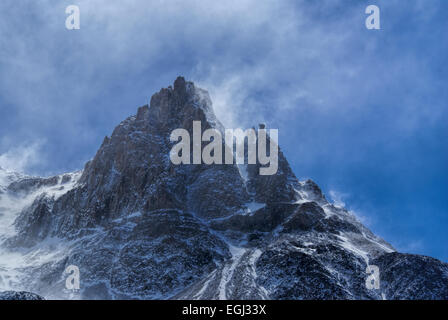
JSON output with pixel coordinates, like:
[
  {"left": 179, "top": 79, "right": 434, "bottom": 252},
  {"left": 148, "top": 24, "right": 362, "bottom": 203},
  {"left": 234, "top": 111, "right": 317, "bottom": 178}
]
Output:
[{"left": 0, "top": 291, "right": 44, "bottom": 300}]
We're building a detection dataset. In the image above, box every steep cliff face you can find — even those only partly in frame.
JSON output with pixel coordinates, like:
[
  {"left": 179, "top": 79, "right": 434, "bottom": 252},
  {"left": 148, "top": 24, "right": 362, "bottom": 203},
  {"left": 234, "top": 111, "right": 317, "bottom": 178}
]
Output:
[{"left": 0, "top": 77, "right": 446, "bottom": 300}]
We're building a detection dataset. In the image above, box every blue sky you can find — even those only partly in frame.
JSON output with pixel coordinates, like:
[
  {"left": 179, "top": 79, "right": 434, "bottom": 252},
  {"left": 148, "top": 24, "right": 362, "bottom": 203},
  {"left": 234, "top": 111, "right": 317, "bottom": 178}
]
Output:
[{"left": 0, "top": 0, "right": 446, "bottom": 261}]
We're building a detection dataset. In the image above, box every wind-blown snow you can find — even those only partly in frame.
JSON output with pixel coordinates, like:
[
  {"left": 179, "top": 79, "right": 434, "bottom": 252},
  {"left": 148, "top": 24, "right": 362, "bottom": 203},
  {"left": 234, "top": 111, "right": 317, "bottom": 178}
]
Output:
[
  {"left": 0, "top": 170, "right": 82, "bottom": 292},
  {"left": 218, "top": 245, "right": 247, "bottom": 300},
  {"left": 337, "top": 234, "right": 370, "bottom": 264}
]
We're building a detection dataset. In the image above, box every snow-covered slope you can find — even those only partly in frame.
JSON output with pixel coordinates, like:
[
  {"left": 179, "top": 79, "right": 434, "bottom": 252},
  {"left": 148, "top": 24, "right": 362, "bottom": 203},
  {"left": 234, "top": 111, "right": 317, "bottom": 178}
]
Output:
[
  {"left": 0, "top": 77, "right": 446, "bottom": 300},
  {"left": 0, "top": 169, "right": 81, "bottom": 292}
]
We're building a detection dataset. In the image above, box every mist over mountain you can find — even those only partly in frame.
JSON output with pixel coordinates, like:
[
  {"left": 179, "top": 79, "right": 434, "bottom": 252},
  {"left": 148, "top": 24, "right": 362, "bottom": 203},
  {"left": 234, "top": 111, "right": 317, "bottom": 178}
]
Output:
[{"left": 0, "top": 78, "right": 447, "bottom": 300}]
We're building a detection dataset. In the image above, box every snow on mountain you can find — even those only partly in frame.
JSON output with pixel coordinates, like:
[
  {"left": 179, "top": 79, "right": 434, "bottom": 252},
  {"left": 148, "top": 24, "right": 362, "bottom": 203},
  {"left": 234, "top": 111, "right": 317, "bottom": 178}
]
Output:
[
  {"left": 0, "top": 77, "right": 446, "bottom": 300},
  {"left": 0, "top": 167, "right": 25, "bottom": 194}
]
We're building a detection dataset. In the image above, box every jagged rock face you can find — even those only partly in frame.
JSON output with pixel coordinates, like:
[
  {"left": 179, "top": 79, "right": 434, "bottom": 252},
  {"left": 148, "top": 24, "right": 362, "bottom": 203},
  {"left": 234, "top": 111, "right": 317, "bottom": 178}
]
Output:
[
  {"left": 0, "top": 291, "right": 44, "bottom": 300},
  {"left": 372, "top": 253, "right": 448, "bottom": 300},
  {"left": 11, "top": 78, "right": 249, "bottom": 246},
  {"left": 1, "top": 77, "right": 447, "bottom": 300},
  {"left": 8, "top": 176, "right": 60, "bottom": 194},
  {"left": 256, "top": 239, "right": 373, "bottom": 300},
  {"left": 246, "top": 135, "right": 300, "bottom": 204},
  {"left": 282, "top": 202, "right": 326, "bottom": 232}
]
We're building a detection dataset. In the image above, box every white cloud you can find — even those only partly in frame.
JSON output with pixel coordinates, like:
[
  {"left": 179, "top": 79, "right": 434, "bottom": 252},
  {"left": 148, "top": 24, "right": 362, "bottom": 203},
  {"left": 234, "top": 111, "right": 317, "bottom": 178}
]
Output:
[
  {"left": 393, "top": 239, "right": 425, "bottom": 255},
  {"left": 329, "top": 190, "right": 348, "bottom": 208},
  {"left": 0, "top": 141, "right": 45, "bottom": 173},
  {"left": 329, "top": 190, "right": 374, "bottom": 226}
]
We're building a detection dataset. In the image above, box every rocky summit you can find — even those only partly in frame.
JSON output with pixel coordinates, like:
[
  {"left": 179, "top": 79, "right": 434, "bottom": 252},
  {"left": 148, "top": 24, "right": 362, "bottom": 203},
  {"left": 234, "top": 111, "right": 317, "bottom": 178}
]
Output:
[{"left": 0, "top": 77, "right": 447, "bottom": 300}]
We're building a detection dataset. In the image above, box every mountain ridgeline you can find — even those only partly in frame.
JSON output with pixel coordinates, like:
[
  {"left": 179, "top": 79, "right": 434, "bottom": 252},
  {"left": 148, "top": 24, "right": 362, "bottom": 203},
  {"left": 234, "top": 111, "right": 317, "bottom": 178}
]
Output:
[{"left": 0, "top": 77, "right": 447, "bottom": 300}]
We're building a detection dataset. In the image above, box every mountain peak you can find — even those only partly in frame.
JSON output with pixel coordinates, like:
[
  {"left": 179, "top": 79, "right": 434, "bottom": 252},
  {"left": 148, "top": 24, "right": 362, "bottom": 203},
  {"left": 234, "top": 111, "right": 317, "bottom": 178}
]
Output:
[
  {"left": 145, "top": 77, "right": 220, "bottom": 133},
  {"left": 2, "top": 78, "right": 447, "bottom": 300}
]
